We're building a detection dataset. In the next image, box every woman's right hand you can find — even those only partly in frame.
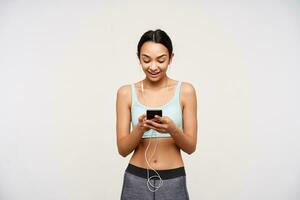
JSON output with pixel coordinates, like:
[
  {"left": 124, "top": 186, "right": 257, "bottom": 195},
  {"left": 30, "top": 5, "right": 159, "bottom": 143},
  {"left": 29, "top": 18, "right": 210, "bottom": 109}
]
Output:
[{"left": 137, "top": 113, "right": 151, "bottom": 133}]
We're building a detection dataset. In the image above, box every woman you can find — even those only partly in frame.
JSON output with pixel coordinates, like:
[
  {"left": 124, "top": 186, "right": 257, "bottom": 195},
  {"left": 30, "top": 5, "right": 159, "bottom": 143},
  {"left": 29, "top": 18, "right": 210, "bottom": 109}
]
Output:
[{"left": 116, "top": 29, "right": 197, "bottom": 200}]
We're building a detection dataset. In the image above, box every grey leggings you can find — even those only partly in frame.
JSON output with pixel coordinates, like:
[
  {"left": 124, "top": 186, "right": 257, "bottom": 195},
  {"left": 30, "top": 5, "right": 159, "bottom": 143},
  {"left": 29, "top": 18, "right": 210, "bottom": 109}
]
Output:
[{"left": 120, "top": 163, "right": 190, "bottom": 200}]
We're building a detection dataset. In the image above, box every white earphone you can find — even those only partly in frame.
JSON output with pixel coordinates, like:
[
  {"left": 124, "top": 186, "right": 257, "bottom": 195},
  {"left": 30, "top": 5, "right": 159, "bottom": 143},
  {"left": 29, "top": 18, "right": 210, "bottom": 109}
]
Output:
[{"left": 141, "top": 80, "right": 164, "bottom": 192}]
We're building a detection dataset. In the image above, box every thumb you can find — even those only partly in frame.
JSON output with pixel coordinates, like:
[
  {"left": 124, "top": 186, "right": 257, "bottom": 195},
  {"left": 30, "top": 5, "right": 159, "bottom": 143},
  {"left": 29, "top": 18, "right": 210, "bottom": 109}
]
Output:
[{"left": 138, "top": 113, "right": 146, "bottom": 122}]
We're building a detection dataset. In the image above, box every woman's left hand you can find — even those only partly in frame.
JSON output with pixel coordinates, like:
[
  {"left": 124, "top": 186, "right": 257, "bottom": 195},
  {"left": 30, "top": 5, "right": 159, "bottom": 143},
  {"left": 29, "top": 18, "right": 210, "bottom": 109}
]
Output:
[{"left": 144, "top": 115, "right": 178, "bottom": 135}]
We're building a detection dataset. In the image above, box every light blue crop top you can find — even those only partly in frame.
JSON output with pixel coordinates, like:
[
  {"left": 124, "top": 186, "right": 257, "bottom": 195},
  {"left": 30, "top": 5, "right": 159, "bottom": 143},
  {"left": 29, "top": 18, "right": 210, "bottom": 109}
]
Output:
[{"left": 131, "top": 81, "right": 183, "bottom": 138}]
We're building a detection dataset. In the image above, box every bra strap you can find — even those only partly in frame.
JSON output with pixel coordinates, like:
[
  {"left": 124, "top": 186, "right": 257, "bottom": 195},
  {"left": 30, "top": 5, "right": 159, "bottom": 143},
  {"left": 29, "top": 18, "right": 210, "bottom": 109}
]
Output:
[
  {"left": 131, "top": 84, "right": 138, "bottom": 104},
  {"left": 174, "top": 81, "right": 182, "bottom": 100}
]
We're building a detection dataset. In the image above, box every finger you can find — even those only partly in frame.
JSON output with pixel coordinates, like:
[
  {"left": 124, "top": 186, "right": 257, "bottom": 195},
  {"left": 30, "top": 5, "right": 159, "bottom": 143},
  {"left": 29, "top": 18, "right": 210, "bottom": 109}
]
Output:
[
  {"left": 144, "top": 124, "right": 156, "bottom": 130},
  {"left": 138, "top": 115, "right": 143, "bottom": 121},
  {"left": 145, "top": 125, "right": 165, "bottom": 133},
  {"left": 154, "top": 115, "right": 161, "bottom": 120},
  {"left": 139, "top": 114, "right": 146, "bottom": 122},
  {"left": 142, "top": 114, "right": 148, "bottom": 121},
  {"left": 154, "top": 115, "right": 165, "bottom": 123},
  {"left": 146, "top": 120, "right": 164, "bottom": 129}
]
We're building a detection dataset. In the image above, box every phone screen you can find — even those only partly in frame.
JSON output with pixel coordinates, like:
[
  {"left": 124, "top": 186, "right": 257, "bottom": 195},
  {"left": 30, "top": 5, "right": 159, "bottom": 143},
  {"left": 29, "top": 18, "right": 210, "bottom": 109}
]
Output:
[{"left": 146, "top": 109, "right": 162, "bottom": 120}]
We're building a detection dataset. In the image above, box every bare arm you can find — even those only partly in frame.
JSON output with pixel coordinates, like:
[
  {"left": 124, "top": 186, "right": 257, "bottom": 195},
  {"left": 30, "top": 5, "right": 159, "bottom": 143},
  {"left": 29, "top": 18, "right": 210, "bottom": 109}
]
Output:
[
  {"left": 171, "top": 127, "right": 196, "bottom": 155},
  {"left": 115, "top": 85, "right": 147, "bottom": 157},
  {"left": 117, "top": 126, "right": 144, "bottom": 157},
  {"left": 170, "top": 82, "right": 198, "bottom": 154}
]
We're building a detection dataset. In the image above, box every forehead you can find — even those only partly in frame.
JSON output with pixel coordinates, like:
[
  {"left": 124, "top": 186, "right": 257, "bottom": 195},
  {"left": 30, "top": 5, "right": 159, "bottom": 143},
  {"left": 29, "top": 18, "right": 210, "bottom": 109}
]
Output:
[{"left": 140, "top": 41, "right": 169, "bottom": 57}]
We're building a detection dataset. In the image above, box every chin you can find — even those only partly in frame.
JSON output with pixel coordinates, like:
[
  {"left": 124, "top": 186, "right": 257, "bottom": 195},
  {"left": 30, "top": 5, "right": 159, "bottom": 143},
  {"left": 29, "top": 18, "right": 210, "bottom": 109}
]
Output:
[{"left": 147, "top": 75, "right": 161, "bottom": 81}]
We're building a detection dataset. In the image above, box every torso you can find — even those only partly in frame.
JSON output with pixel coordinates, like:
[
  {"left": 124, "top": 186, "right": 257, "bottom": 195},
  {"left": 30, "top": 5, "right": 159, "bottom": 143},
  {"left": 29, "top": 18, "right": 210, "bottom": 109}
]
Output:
[
  {"left": 128, "top": 78, "right": 185, "bottom": 170},
  {"left": 129, "top": 137, "right": 184, "bottom": 169}
]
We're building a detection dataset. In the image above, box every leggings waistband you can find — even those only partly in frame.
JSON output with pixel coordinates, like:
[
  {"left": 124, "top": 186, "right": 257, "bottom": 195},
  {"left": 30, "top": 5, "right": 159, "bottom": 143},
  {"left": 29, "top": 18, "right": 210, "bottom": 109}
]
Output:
[{"left": 125, "top": 163, "right": 186, "bottom": 180}]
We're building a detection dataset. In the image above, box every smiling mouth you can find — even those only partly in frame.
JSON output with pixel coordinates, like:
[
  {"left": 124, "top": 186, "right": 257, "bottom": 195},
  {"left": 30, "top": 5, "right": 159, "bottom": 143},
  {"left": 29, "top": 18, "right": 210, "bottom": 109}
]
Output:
[{"left": 149, "top": 71, "right": 160, "bottom": 75}]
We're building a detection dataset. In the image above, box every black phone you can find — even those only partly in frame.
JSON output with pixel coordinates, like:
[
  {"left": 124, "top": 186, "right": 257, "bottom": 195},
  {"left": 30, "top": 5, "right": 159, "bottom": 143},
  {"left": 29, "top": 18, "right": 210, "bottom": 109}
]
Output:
[{"left": 146, "top": 109, "right": 162, "bottom": 120}]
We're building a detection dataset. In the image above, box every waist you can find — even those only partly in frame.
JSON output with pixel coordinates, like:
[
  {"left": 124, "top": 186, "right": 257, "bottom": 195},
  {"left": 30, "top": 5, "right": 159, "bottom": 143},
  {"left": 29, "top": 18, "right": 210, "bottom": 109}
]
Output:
[
  {"left": 125, "top": 163, "right": 186, "bottom": 180},
  {"left": 129, "top": 137, "right": 184, "bottom": 170}
]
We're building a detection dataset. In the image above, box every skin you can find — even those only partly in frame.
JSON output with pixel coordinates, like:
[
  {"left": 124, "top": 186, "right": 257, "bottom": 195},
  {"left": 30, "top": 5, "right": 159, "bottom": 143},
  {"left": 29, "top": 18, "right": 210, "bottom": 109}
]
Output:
[{"left": 116, "top": 41, "right": 197, "bottom": 169}]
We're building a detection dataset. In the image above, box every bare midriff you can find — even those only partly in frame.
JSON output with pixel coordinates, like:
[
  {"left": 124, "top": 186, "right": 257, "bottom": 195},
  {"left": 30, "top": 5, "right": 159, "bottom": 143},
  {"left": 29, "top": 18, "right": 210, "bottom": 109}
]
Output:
[{"left": 129, "top": 137, "right": 184, "bottom": 170}]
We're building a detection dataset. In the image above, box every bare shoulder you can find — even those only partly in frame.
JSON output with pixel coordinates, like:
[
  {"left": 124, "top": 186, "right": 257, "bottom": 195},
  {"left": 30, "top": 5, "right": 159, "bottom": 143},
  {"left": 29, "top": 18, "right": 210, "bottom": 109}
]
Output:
[
  {"left": 117, "top": 84, "right": 131, "bottom": 96},
  {"left": 181, "top": 81, "right": 196, "bottom": 96},
  {"left": 116, "top": 84, "right": 132, "bottom": 106},
  {"left": 180, "top": 81, "right": 197, "bottom": 106}
]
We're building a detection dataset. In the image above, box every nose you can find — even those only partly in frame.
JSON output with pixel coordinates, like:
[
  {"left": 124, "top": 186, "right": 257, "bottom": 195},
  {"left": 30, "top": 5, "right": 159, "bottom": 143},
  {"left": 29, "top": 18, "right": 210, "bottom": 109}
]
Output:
[{"left": 149, "top": 62, "right": 159, "bottom": 71}]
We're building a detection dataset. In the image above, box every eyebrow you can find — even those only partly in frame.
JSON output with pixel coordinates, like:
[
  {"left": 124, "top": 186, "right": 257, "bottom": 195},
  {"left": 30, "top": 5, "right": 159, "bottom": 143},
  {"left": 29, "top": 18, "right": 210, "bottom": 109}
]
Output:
[{"left": 141, "top": 54, "right": 167, "bottom": 58}]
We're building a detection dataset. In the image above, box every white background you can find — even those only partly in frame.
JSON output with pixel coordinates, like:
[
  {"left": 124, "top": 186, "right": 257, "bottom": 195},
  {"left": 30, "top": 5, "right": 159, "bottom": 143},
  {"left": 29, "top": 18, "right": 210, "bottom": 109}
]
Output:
[{"left": 0, "top": 0, "right": 299, "bottom": 199}]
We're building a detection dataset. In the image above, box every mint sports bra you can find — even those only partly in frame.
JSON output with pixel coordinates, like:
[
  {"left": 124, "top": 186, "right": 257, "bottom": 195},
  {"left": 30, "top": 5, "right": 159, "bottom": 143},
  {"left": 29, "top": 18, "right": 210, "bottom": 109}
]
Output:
[{"left": 130, "top": 81, "right": 183, "bottom": 138}]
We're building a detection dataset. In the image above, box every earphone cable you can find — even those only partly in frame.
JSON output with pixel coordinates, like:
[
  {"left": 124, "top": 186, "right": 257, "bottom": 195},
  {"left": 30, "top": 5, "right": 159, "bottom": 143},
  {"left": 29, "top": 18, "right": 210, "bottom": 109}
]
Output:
[{"left": 141, "top": 78, "right": 168, "bottom": 192}]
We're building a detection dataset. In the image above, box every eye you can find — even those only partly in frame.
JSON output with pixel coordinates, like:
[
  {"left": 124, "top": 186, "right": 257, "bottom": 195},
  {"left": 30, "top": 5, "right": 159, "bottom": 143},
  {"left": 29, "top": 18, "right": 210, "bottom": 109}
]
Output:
[{"left": 143, "top": 59, "right": 165, "bottom": 63}]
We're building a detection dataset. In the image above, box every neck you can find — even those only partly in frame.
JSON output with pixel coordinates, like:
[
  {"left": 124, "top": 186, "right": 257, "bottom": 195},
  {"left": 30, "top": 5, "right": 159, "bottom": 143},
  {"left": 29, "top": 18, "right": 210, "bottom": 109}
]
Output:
[{"left": 142, "top": 77, "right": 169, "bottom": 90}]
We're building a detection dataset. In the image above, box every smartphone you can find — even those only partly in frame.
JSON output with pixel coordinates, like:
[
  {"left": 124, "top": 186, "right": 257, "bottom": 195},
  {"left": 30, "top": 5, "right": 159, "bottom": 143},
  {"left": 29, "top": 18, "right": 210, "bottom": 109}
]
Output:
[{"left": 146, "top": 109, "right": 162, "bottom": 120}]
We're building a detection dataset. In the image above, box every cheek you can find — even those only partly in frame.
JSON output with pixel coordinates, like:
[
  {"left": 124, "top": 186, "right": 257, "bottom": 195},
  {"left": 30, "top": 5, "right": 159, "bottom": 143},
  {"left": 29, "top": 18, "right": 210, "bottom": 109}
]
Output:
[
  {"left": 160, "top": 65, "right": 169, "bottom": 71},
  {"left": 140, "top": 65, "right": 147, "bottom": 70}
]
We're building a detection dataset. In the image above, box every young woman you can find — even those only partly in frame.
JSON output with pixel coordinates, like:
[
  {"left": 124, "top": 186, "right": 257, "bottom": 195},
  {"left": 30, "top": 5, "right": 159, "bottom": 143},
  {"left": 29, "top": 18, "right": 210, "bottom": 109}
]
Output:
[{"left": 116, "top": 29, "right": 197, "bottom": 200}]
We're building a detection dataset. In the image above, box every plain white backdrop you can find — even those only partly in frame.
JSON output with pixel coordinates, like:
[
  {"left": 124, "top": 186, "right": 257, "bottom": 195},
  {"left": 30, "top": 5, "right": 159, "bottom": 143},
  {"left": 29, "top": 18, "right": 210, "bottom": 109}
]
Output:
[{"left": 0, "top": 0, "right": 299, "bottom": 199}]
